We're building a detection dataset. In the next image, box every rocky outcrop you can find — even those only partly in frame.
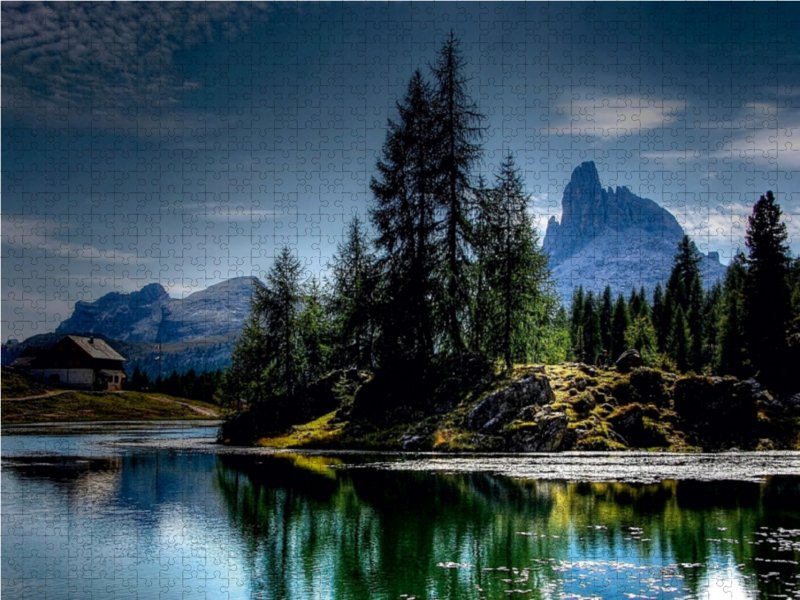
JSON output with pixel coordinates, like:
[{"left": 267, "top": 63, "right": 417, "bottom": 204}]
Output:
[
  {"left": 615, "top": 349, "right": 642, "bottom": 373},
  {"left": 465, "top": 374, "right": 554, "bottom": 432},
  {"left": 607, "top": 404, "right": 669, "bottom": 447},
  {"left": 543, "top": 162, "right": 727, "bottom": 302},
  {"left": 673, "top": 376, "right": 759, "bottom": 444}
]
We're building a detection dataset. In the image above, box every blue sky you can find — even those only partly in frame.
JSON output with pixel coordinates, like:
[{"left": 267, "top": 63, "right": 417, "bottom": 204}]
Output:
[{"left": 3, "top": 2, "right": 800, "bottom": 342}]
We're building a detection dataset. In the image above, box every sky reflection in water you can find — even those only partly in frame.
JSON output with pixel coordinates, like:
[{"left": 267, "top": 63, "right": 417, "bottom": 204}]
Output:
[{"left": 2, "top": 426, "right": 799, "bottom": 599}]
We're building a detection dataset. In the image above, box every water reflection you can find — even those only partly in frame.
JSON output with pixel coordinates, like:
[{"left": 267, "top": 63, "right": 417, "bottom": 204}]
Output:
[
  {"left": 2, "top": 438, "right": 799, "bottom": 600},
  {"left": 216, "top": 454, "right": 800, "bottom": 600}
]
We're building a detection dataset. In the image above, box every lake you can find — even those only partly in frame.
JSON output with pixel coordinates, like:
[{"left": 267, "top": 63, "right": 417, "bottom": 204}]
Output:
[{"left": 2, "top": 423, "right": 799, "bottom": 599}]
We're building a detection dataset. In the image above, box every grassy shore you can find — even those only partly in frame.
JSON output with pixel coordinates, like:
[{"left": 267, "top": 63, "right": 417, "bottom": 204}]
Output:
[{"left": 2, "top": 368, "right": 221, "bottom": 424}]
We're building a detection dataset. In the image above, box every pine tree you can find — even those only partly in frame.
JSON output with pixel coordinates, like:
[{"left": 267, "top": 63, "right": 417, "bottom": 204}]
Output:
[
  {"left": 628, "top": 287, "right": 642, "bottom": 318},
  {"left": 744, "top": 191, "right": 792, "bottom": 389},
  {"left": 665, "top": 235, "right": 705, "bottom": 371},
  {"left": 611, "top": 293, "right": 629, "bottom": 360},
  {"left": 625, "top": 314, "right": 658, "bottom": 365},
  {"left": 702, "top": 281, "right": 723, "bottom": 369},
  {"left": 254, "top": 246, "right": 306, "bottom": 397},
  {"left": 431, "top": 31, "right": 485, "bottom": 355},
  {"left": 470, "top": 175, "right": 492, "bottom": 351},
  {"left": 476, "top": 153, "right": 552, "bottom": 368},
  {"left": 716, "top": 252, "right": 748, "bottom": 377},
  {"left": 329, "top": 215, "right": 379, "bottom": 370},
  {"left": 600, "top": 285, "right": 614, "bottom": 354},
  {"left": 370, "top": 70, "right": 438, "bottom": 364},
  {"left": 299, "top": 278, "right": 331, "bottom": 384},
  {"left": 652, "top": 282, "right": 667, "bottom": 351},
  {"left": 669, "top": 305, "right": 691, "bottom": 373},
  {"left": 582, "top": 291, "right": 602, "bottom": 364},
  {"left": 637, "top": 286, "right": 651, "bottom": 318},
  {"left": 570, "top": 286, "right": 585, "bottom": 359}
]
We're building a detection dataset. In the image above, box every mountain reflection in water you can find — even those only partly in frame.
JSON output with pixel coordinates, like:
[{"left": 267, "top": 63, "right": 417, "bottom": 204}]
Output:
[{"left": 2, "top": 433, "right": 799, "bottom": 599}]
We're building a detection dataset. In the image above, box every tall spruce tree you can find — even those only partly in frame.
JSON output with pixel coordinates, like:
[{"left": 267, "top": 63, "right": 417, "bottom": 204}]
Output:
[
  {"left": 600, "top": 285, "right": 614, "bottom": 354},
  {"left": 582, "top": 291, "right": 602, "bottom": 364},
  {"left": 476, "top": 153, "right": 551, "bottom": 368},
  {"left": 665, "top": 236, "right": 705, "bottom": 371},
  {"left": 299, "top": 278, "right": 331, "bottom": 385},
  {"left": 611, "top": 293, "right": 629, "bottom": 360},
  {"left": 669, "top": 304, "right": 691, "bottom": 373},
  {"left": 255, "top": 246, "right": 306, "bottom": 397},
  {"left": 702, "top": 281, "right": 723, "bottom": 369},
  {"left": 744, "top": 191, "right": 792, "bottom": 389},
  {"left": 570, "top": 286, "right": 586, "bottom": 359},
  {"left": 431, "top": 32, "right": 485, "bottom": 355},
  {"left": 716, "top": 252, "right": 748, "bottom": 377},
  {"left": 652, "top": 282, "right": 667, "bottom": 351},
  {"left": 329, "top": 215, "right": 378, "bottom": 370},
  {"left": 370, "top": 70, "right": 438, "bottom": 364}
]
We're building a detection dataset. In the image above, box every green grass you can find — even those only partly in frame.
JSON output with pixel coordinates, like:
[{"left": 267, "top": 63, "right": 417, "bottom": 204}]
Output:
[
  {"left": 1, "top": 367, "right": 53, "bottom": 398},
  {"left": 255, "top": 412, "right": 344, "bottom": 448},
  {"left": 1, "top": 390, "right": 220, "bottom": 424}
]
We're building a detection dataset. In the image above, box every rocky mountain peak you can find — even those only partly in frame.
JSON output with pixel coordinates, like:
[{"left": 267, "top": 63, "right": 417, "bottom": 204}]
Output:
[
  {"left": 544, "top": 161, "right": 685, "bottom": 265},
  {"left": 55, "top": 277, "right": 260, "bottom": 344},
  {"left": 543, "top": 162, "right": 726, "bottom": 302}
]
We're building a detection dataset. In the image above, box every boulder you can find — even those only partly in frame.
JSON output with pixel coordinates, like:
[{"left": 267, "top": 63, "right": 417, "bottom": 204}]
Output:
[
  {"left": 629, "top": 368, "right": 670, "bottom": 407},
  {"left": 466, "top": 374, "right": 555, "bottom": 432},
  {"left": 615, "top": 349, "right": 642, "bottom": 373},
  {"left": 673, "top": 376, "right": 758, "bottom": 444},
  {"left": 607, "top": 404, "right": 668, "bottom": 448},
  {"left": 509, "top": 412, "right": 570, "bottom": 451}
]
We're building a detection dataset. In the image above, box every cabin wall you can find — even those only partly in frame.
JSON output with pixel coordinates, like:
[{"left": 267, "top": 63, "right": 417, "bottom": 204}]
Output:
[{"left": 29, "top": 368, "right": 95, "bottom": 388}]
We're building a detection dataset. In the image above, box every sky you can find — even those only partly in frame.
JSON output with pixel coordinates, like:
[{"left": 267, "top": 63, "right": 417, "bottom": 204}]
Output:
[{"left": 3, "top": 1, "right": 800, "bottom": 342}]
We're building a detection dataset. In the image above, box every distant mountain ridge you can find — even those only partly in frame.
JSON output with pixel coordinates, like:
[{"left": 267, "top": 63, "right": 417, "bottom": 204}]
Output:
[
  {"left": 55, "top": 276, "right": 259, "bottom": 343},
  {"left": 3, "top": 277, "right": 261, "bottom": 377},
  {"left": 543, "top": 162, "right": 727, "bottom": 301}
]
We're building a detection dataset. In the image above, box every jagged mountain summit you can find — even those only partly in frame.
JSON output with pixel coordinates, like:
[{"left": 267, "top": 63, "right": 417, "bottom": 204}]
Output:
[
  {"left": 55, "top": 277, "right": 259, "bottom": 344},
  {"left": 542, "top": 162, "right": 727, "bottom": 302}
]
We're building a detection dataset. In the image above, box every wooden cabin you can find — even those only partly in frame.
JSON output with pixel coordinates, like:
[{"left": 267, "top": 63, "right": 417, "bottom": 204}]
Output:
[{"left": 11, "top": 335, "right": 126, "bottom": 391}]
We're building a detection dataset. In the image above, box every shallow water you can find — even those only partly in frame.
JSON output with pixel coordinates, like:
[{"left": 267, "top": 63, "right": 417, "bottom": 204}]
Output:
[{"left": 2, "top": 423, "right": 799, "bottom": 599}]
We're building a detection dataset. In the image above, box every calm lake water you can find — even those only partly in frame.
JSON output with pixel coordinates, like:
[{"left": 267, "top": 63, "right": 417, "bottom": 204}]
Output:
[{"left": 2, "top": 423, "right": 800, "bottom": 600}]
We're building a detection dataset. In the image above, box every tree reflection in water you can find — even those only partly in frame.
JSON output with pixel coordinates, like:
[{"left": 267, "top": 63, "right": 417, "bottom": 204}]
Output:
[{"left": 215, "top": 454, "right": 800, "bottom": 600}]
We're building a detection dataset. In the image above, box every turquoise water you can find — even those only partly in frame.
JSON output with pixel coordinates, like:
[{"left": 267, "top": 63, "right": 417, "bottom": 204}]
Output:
[{"left": 2, "top": 424, "right": 799, "bottom": 599}]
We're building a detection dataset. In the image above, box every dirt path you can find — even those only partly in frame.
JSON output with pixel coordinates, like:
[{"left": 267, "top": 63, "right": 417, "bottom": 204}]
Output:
[
  {"left": 2, "top": 390, "right": 70, "bottom": 402},
  {"left": 146, "top": 395, "right": 220, "bottom": 418}
]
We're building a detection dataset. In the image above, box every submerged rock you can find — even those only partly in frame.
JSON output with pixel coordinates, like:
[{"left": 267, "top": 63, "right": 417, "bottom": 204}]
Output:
[{"left": 466, "top": 374, "right": 555, "bottom": 432}]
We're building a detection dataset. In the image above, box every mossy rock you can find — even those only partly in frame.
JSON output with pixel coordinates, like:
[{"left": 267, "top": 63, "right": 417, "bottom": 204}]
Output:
[
  {"left": 608, "top": 403, "right": 669, "bottom": 448},
  {"left": 576, "top": 434, "right": 627, "bottom": 451},
  {"left": 571, "top": 392, "right": 595, "bottom": 415},
  {"left": 610, "top": 380, "right": 637, "bottom": 405},
  {"left": 629, "top": 368, "right": 670, "bottom": 407}
]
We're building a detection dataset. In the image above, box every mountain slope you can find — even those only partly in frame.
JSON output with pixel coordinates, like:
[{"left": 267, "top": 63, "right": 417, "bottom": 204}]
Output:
[
  {"left": 5, "top": 277, "right": 262, "bottom": 376},
  {"left": 543, "top": 162, "right": 727, "bottom": 301},
  {"left": 55, "top": 277, "right": 259, "bottom": 343}
]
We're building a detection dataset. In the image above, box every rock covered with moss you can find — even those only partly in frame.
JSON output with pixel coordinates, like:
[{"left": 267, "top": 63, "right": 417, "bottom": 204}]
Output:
[
  {"left": 465, "top": 372, "right": 554, "bottom": 432},
  {"left": 225, "top": 362, "right": 800, "bottom": 452}
]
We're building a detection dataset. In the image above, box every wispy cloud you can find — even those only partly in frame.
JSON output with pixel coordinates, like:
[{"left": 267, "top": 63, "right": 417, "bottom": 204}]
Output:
[
  {"left": 541, "top": 96, "right": 687, "bottom": 137},
  {"left": 2, "top": 2, "right": 272, "bottom": 127}
]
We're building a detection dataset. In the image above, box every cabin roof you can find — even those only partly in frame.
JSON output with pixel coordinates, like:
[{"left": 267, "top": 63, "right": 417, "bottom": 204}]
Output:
[{"left": 64, "top": 336, "right": 126, "bottom": 362}]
